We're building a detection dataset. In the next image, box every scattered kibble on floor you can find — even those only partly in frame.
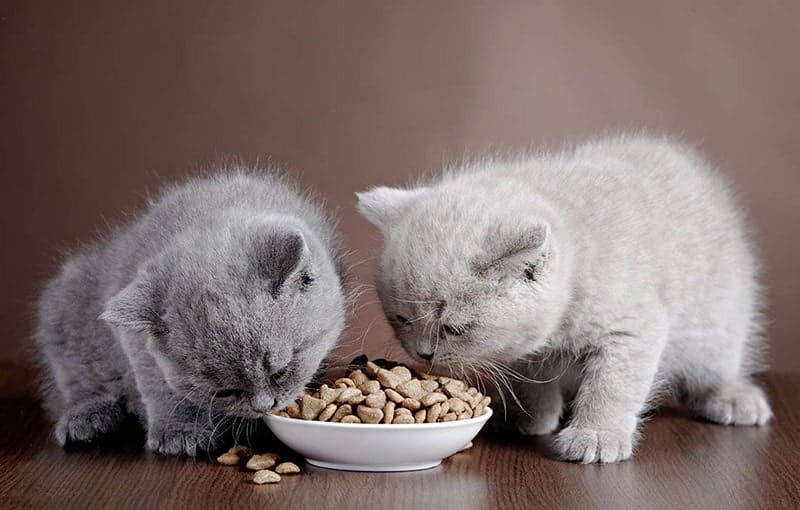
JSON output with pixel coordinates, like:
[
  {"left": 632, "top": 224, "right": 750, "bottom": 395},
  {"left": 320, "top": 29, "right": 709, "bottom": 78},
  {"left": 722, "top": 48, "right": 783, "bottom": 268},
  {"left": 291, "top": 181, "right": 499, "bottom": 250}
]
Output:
[{"left": 216, "top": 446, "right": 296, "bottom": 485}]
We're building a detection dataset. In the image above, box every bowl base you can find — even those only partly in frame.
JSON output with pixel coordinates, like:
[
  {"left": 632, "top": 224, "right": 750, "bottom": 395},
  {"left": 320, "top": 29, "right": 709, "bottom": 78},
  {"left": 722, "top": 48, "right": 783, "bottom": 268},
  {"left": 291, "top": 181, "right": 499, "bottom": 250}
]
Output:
[{"left": 306, "top": 459, "right": 442, "bottom": 472}]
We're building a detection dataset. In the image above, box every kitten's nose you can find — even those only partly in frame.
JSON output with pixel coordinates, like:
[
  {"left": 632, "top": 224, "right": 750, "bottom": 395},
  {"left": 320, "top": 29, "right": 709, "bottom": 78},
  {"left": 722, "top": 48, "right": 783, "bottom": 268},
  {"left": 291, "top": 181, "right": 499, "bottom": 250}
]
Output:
[
  {"left": 250, "top": 394, "right": 275, "bottom": 414},
  {"left": 416, "top": 350, "right": 434, "bottom": 361}
]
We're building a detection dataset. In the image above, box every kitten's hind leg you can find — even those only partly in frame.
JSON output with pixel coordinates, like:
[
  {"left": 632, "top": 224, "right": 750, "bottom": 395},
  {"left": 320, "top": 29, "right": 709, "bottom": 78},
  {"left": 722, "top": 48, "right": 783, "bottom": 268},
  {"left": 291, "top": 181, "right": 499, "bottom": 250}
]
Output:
[
  {"left": 55, "top": 396, "right": 127, "bottom": 446},
  {"left": 678, "top": 329, "right": 772, "bottom": 427},
  {"left": 684, "top": 379, "right": 772, "bottom": 426},
  {"left": 36, "top": 253, "right": 138, "bottom": 446}
]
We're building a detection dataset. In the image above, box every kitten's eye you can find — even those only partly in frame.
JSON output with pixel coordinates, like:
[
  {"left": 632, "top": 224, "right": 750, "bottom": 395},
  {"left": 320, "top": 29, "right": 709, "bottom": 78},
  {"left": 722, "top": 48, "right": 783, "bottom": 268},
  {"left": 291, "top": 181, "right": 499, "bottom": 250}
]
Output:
[
  {"left": 270, "top": 367, "right": 288, "bottom": 383},
  {"left": 300, "top": 271, "right": 315, "bottom": 290},
  {"left": 442, "top": 324, "right": 465, "bottom": 337},
  {"left": 216, "top": 389, "right": 243, "bottom": 399},
  {"left": 524, "top": 264, "right": 537, "bottom": 281},
  {"left": 395, "top": 315, "right": 410, "bottom": 326}
]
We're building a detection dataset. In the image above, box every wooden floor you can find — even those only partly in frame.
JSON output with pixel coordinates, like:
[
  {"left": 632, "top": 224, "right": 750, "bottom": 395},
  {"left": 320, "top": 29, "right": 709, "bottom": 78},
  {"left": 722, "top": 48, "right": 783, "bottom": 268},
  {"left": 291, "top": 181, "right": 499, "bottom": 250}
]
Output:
[{"left": 2, "top": 374, "right": 798, "bottom": 509}]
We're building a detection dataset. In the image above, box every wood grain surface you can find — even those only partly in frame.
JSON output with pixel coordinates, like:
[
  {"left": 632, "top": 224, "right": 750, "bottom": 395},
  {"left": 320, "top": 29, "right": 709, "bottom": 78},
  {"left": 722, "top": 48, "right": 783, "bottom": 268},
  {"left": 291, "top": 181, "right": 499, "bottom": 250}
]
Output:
[{"left": 1, "top": 374, "right": 798, "bottom": 509}]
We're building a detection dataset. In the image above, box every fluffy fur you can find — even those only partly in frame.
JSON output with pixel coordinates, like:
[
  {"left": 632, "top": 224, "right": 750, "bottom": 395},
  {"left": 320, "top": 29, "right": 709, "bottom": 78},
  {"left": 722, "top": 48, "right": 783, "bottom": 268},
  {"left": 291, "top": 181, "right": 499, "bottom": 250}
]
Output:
[
  {"left": 357, "top": 133, "right": 772, "bottom": 463},
  {"left": 35, "top": 169, "right": 347, "bottom": 456}
]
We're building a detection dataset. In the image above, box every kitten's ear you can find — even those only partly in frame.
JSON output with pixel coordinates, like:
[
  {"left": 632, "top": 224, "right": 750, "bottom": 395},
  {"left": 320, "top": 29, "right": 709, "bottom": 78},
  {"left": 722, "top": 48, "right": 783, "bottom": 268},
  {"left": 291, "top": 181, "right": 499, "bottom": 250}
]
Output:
[
  {"left": 475, "top": 221, "right": 550, "bottom": 276},
  {"left": 250, "top": 226, "right": 308, "bottom": 296},
  {"left": 356, "top": 186, "right": 427, "bottom": 233},
  {"left": 99, "top": 268, "right": 168, "bottom": 335}
]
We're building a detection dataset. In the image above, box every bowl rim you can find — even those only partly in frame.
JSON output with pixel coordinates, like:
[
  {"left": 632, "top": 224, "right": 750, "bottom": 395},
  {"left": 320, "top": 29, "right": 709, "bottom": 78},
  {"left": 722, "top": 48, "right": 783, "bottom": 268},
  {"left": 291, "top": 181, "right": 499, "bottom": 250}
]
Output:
[{"left": 265, "top": 406, "right": 492, "bottom": 430}]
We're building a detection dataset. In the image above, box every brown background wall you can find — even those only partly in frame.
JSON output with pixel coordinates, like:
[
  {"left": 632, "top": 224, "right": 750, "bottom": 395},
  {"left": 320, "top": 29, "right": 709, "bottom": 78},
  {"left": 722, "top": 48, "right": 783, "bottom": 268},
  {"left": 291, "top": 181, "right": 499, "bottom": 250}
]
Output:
[{"left": 2, "top": 1, "right": 798, "bottom": 390}]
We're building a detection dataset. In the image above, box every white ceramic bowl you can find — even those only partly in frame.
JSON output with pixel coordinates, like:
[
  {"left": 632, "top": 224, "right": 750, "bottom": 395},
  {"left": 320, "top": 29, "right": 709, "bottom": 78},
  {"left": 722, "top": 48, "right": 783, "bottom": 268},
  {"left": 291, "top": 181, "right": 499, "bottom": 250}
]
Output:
[{"left": 264, "top": 407, "right": 492, "bottom": 472}]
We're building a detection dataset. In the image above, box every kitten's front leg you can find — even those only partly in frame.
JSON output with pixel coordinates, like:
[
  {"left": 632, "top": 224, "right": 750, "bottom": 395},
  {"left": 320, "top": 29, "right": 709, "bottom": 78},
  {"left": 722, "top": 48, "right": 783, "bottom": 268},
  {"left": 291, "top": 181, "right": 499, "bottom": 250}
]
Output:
[
  {"left": 513, "top": 379, "right": 563, "bottom": 436},
  {"left": 489, "top": 358, "right": 565, "bottom": 436},
  {"left": 120, "top": 333, "right": 220, "bottom": 456},
  {"left": 506, "top": 359, "right": 566, "bottom": 436},
  {"left": 142, "top": 383, "right": 221, "bottom": 457},
  {"left": 554, "top": 314, "right": 668, "bottom": 463}
]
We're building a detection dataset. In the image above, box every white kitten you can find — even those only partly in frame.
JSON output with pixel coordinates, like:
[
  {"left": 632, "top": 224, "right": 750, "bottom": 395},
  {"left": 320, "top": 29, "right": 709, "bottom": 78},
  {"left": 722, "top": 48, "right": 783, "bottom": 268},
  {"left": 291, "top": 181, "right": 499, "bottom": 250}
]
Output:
[{"left": 357, "top": 133, "right": 772, "bottom": 463}]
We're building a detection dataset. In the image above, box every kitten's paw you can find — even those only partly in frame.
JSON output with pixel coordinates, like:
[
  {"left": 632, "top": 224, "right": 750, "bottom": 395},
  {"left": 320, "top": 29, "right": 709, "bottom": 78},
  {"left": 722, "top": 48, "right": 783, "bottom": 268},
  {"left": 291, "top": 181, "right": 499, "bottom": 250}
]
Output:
[
  {"left": 55, "top": 398, "right": 125, "bottom": 446},
  {"left": 146, "top": 425, "right": 216, "bottom": 457},
  {"left": 553, "top": 426, "right": 634, "bottom": 464},
  {"left": 692, "top": 382, "right": 773, "bottom": 426},
  {"left": 515, "top": 410, "right": 561, "bottom": 436}
]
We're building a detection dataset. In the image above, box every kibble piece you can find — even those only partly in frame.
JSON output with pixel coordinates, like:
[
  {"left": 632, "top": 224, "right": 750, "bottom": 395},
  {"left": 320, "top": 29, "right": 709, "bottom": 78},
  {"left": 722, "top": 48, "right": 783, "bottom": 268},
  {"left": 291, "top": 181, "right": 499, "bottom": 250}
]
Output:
[
  {"left": 393, "top": 414, "right": 415, "bottom": 424},
  {"left": 359, "top": 380, "right": 381, "bottom": 395},
  {"left": 366, "top": 361, "right": 381, "bottom": 376},
  {"left": 331, "top": 404, "right": 353, "bottom": 422},
  {"left": 320, "top": 386, "right": 343, "bottom": 405},
  {"left": 441, "top": 412, "right": 458, "bottom": 422},
  {"left": 334, "top": 377, "right": 355, "bottom": 388},
  {"left": 340, "top": 415, "right": 361, "bottom": 424},
  {"left": 467, "top": 387, "right": 478, "bottom": 396},
  {"left": 457, "top": 411, "right": 471, "bottom": 420},
  {"left": 473, "top": 404, "right": 485, "bottom": 418},
  {"left": 460, "top": 441, "right": 473, "bottom": 451},
  {"left": 420, "top": 392, "right": 447, "bottom": 407},
  {"left": 376, "top": 368, "right": 401, "bottom": 389},
  {"left": 247, "top": 453, "right": 280, "bottom": 471},
  {"left": 390, "top": 365, "right": 413, "bottom": 383},
  {"left": 419, "top": 372, "right": 436, "bottom": 380},
  {"left": 396, "top": 379, "right": 424, "bottom": 400},
  {"left": 337, "top": 388, "right": 366, "bottom": 405},
  {"left": 365, "top": 391, "right": 386, "bottom": 409},
  {"left": 394, "top": 407, "right": 412, "bottom": 417},
  {"left": 469, "top": 392, "right": 484, "bottom": 408},
  {"left": 426, "top": 402, "right": 442, "bottom": 423},
  {"left": 357, "top": 405, "right": 384, "bottom": 424},
  {"left": 400, "top": 398, "right": 421, "bottom": 411},
  {"left": 383, "top": 401, "right": 396, "bottom": 424},
  {"left": 216, "top": 452, "right": 241, "bottom": 465},
  {"left": 285, "top": 402, "right": 301, "bottom": 419},
  {"left": 275, "top": 462, "right": 301, "bottom": 475},
  {"left": 277, "top": 411, "right": 290, "bottom": 417},
  {"left": 318, "top": 403, "right": 338, "bottom": 422},
  {"left": 414, "top": 409, "right": 427, "bottom": 423},
  {"left": 301, "top": 395, "right": 326, "bottom": 420},
  {"left": 385, "top": 388, "right": 404, "bottom": 403},
  {"left": 442, "top": 382, "right": 458, "bottom": 397},
  {"left": 480, "top": 396, "right": 492, "bottom": 407},
  {"left": 228, "top": 444, "right": 253, "bottom": 457},
  {"left": 440, "top": 401, "right": 450, "bottom": 415},
  {"left": 447, "top": 379, "right": 466, "bottom": 391},
  {"left": 443, "top": 381, "right": 471, "bottom": 401},
  {"left": 253, "top": 470, "right": 281, "bottom": 484},
  {"left": 349, "top": 370, "right": 368, "bottom": 386},
  {"left": 447, "top": 397, "right": 467, "bottom": 414},
  {"left": 420, "top": 379, "right": 439, "bottom": 393}
]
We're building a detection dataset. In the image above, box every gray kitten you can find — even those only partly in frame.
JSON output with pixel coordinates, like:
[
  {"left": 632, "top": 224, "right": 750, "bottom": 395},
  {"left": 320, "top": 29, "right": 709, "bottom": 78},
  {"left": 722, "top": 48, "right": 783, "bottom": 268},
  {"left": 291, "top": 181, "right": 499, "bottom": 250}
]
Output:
[
  {"left": 35, "top": 169, "right": 347, "bottom": 456},
  {"left": 357, "top": 134, "right": 771, "bottom": 464}
]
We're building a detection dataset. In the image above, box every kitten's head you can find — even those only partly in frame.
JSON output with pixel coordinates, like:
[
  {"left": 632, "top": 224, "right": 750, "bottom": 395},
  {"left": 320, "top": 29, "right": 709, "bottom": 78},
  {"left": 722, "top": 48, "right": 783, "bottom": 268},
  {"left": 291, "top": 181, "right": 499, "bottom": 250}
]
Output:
[
  {"left": 100, "top": 217, "right": 345, "bottom": 417},
  {"left": 357, "top": 183, "right": 570, "bottom": 368}
]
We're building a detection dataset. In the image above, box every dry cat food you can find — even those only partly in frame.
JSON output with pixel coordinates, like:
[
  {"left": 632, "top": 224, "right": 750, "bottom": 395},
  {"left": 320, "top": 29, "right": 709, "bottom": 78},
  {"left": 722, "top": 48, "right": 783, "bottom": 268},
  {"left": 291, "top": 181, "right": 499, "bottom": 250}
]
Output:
[
  {"left": 274, "top": 356, "right": 491, "bottom": 424},
  {"left": 216, "top": 445, "right": 301, "bottom": 485}
]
